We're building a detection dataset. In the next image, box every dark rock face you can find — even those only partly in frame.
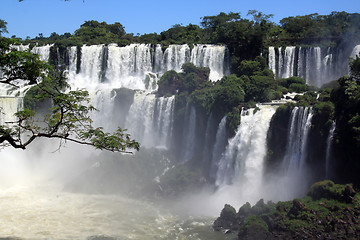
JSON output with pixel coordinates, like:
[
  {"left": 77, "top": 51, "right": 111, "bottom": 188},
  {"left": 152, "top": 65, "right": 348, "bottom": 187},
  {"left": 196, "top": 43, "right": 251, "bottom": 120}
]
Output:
[
  {"left": 213, "top": 204, "right": 239, "bottom": 232},
  {"left": 213, "top": 181, "right": 360, "bottom": 240}
]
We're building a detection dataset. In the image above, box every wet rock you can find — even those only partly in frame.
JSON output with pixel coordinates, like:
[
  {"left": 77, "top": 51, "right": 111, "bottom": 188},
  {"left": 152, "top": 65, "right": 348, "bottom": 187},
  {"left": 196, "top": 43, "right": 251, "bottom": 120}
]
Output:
[{"left": 213, "top": 204, "right": 238, "bottom": 232}]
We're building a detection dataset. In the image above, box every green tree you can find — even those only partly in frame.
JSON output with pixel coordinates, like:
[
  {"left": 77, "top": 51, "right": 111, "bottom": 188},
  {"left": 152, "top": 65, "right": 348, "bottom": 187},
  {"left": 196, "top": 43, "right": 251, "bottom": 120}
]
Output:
[
  {"left": 160, "top": 24, "right": 204, "bottom": 44},
  {"left": 72, "top": 20, "right": 128, "bottom": 45},
  {"left": 0, "top": 37, "right": 139, "bottom": 152},
  {"left": 0, "top": 19, "right": 8, "bottom": 36}
]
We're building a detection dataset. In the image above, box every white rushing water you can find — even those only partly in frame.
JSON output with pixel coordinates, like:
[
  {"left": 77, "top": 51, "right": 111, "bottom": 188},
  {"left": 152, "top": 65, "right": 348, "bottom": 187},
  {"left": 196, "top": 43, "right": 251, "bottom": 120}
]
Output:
[
  {"left": 67, "top": 43, "right": 227, "bottom": 92},
  {"left": 282, "top": 107, "right": 313, "bottom": 172},
  {"left": 273, "top": 107, "right": 313, "bottom": 199},
  {"left": 325, "top": 121, "right": 336, "bottom": 179},
  {"left": 214, "top": 105, "right": 277, "bottom": 203},
  {"left": 269, "top": 44, "right": 360, "bottom": 88},
  {"left": 125, "top": 92, "right": 175, "bottom": 149},
  {"left": 182, "top": 104, "right": 197, "bottom": 163},
  {"left": 209, "top": 116, "right": 227, "bottom": 179},
  {"left": 0, "top": 97, "right": 23, "bottom": 125}
]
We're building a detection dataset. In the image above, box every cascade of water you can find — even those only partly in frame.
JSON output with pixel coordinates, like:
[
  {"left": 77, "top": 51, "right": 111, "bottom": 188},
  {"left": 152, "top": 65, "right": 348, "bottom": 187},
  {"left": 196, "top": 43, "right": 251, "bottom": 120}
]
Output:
[
  {"left": 209, "top": 116, "right": 227, "bottom": 179},
  {"left": 154, "top": 96, "right": 175, "bottom": 149},
  {"left": 123, "top": 92, "right": 176, "bottom": 149},
  {"left": 190, "top": 44, "right": 226, "bottom": 81},
  {"left": 298, "top": 47, "right": 305, "bottom": 79},
  {"left": 181, "top": 104, "right": 197, "bottom": 163},
  {"left": 67, "top": 46, "right": 77, "bottom": 77},
  {"left": 325, "top": 121, "right": 336, "bottom": 179},
  {"left": 268, "top": 46, "right": 276, "bottom": 76},
  {"left": 0, "top": 97, "right": 23, "bottom": 125},
  {"left": 69, "top": 45, "right": 105, "bottom": 89},
  {"left": 278, "top": 47, "right": 284, "bottom": 78},
  {"left": 11, "top": 44, "right": 30, "bottom": 52},
  {"left": 269, "top": 45, "right": 360, "bottom": 88},
  {"left": 215, "top": 105, "right": 277, "bottom": 193},
  {"left": 65, "top": 43, "right": 227, "bottom": 91},
  {"left": 201, "top": 114, "right": 215, "bottom": 165},
  {"left": 162, "top": 44, "right": 191, "bottom": 73},
  {"left": 31, "top": 44, "right": 52, "bottom": 62},
  {"left": 313, "top": 47, "right": 322, "bottom": 87},
  {"left": 105, "top": 44, "right": 153, "bottom": 89},
  {"left": 153, "top": 44, "right": 164, "bottom": 73},
  {"left": 351, "top": 44, "right": 360, "bottom": 58},
  {"left": 263, "top": 106, "right": 313, "bottom": 200},
  {"left": 282, "top": 107, "right": 312, "bottom": 172},
  {"left": 282, "top": 46, "right": 296, "bottom": 78},
  {"left": 125, "top": 92, "right": 156, "bottom": 148}
]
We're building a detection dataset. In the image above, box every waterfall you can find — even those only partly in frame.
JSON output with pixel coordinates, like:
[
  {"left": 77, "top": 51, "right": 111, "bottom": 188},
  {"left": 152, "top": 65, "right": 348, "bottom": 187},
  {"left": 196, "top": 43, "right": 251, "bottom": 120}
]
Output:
[
  {"left": 125, "top": 92, "right": 156, "bottom": 148},
  {"left": 272, "top": 107, "right": 313, "bottom": 199},
  {"left": 105, "top": 44, "right": 153, "bottom": 89},
  {"left": 325, "top": 121, "right": 336, "bottom": 179},
  {"left": 281, "top": 46, "right": 296, "bottom": 78},
  {"left": 278, "top": 47, "right": 284, "bottom": 78},
  {"left": 153, "top": 44, "right": 164, "bottom": 73},
  {"left": 154, "top": 96, "right": 175, "bottom": 149},
  {"left": 0, "top": 97, "right": 23, "bottom": 125},
  {"left": 31, "top": 44, "right": 52, "bottom": 62},
  {"left": 67, "top": 46, "right": 77, "bottom": 77},
  {"left": 269, "top": 44, "right": 360, "bottom": 88},
  {"left": 209, "top": 116, "right": 227, "bottom": 179},
  {"left": 215, "top": 105, "right": 277, "bottom": 195},
  {"left": 163, "top": 44, "right": 191, "bottom": 73},
  {"left": 181, "top": 104, "right": 197, "bottom": 163},
  {"left": 190, "top": 44, "right": 227, "bottom": 81},
  {"left": 124, "top": 92, "right": 175, "bottom": 149},
  {"left": 8, "top": 43, "right": 228, "bottom": 92},
  {"left": 282, "top": 107, "right": 313, "bottom": 172},
  {"left": 351, "top": 44, "right": 360, "bottom": 58},
  {"left": 268, "top": 46, "right": 276, "bottom": 76},
  {"left": 74, "top": 45, "right": 105, "bottom": 87}
]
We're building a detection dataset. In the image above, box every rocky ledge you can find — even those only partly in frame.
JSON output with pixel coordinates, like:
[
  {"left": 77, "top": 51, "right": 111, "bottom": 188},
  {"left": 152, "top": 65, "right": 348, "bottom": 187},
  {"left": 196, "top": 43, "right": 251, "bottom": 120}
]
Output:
[{"left": 213, "top": 180, "right": 360, "bottom": 239}]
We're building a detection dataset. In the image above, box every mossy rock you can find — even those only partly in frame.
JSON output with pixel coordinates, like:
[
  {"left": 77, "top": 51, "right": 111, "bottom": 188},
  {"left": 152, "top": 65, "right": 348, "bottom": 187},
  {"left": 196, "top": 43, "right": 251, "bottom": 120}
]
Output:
[
  {"left": 238, "top": 202, "right": 252, "bottom": 218},
  {"left": 238, "top": 215, "right": 269, "bottom": 240},
  {"left": 307, "top": 180, "right": 355, "bottom": 202}
]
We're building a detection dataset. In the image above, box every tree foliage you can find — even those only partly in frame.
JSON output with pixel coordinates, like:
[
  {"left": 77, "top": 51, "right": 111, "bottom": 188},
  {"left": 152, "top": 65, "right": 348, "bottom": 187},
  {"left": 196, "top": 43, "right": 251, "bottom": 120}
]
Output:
[{"left": 0, "top": 19, "right": 8, "bottom": 36}]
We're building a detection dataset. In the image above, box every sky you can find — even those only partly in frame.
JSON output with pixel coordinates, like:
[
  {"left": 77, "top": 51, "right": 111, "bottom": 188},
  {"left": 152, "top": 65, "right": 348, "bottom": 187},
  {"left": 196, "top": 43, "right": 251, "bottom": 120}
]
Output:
[{"left": 1, "top": 0, "right": 360, "bottom": 39}]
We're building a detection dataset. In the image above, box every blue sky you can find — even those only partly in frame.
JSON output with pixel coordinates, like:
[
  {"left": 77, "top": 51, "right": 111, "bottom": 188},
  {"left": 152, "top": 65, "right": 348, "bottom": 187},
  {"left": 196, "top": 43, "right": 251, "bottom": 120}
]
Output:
[{"left": 1, "top": 0, "right": 359, "bottom": 39}]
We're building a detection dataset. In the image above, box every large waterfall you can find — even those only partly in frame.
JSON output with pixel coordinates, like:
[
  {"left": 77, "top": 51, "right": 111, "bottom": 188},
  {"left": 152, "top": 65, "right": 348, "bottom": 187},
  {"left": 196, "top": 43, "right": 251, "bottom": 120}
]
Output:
[
  {"left": 214, "top": 105, "right": 277, "bottom": 203},
  {"left": 0, "top": 41, "right": 348, "bottom": 239},
  {"left": 67, "top": 43, "right": 228, "bottom": 91},
  {"left": 272, "top": 106, "right": 314, "bottom": 199},
  {"left": 269, "top": 44, "right": 360, "bottom": 88}
]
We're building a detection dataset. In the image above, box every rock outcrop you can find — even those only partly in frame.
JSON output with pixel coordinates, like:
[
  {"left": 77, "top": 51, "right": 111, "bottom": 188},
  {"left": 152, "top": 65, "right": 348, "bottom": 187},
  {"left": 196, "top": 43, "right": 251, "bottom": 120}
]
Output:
[{"left": 213, "top": 180, "right": 360, "bottom": 239}]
